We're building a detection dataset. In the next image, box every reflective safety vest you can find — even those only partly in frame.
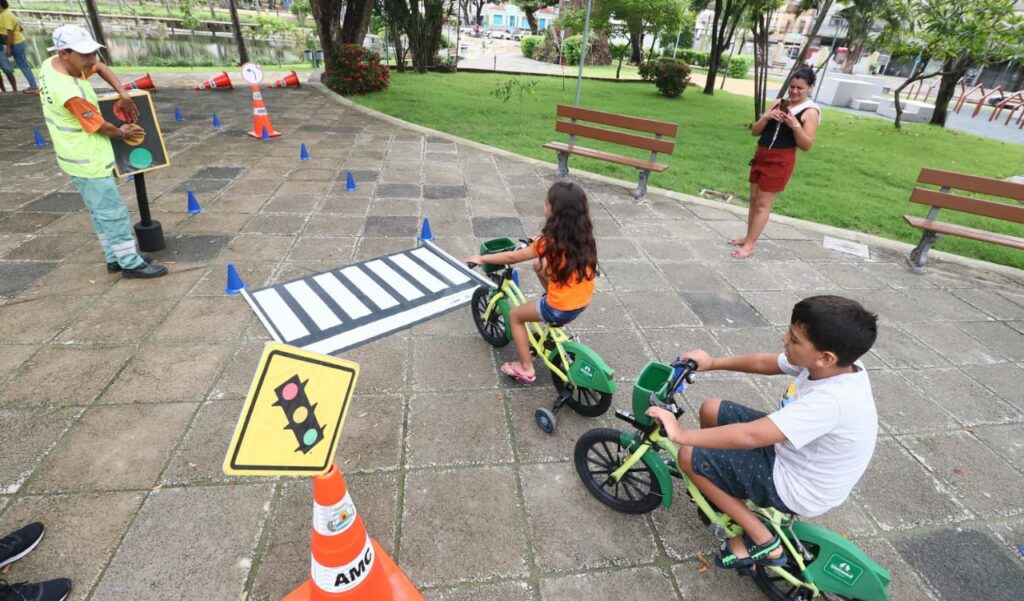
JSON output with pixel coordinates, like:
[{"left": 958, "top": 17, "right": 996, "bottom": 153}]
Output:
[{"left": 38, "top": 56, "right": 115, "bottom": 179}]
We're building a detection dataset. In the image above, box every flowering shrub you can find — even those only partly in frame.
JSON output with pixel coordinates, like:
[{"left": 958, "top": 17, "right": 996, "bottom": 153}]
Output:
[
  {"left": 639, "top": 58, "right": 691, "bottom": 98},
  {"left": 322, "top": 44, "right": 389, "bottom": 96}
]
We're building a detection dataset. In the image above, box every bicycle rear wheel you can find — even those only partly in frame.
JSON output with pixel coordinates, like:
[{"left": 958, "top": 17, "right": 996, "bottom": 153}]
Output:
[
  {"left": 550, "top": 351, "right": 613, "bottom": 417},
  {"left": 754, "top": 543, "right": 856, "bottom": 601}
]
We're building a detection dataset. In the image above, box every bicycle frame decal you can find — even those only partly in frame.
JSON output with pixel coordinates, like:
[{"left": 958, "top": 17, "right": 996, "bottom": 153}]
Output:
[{"left": 824, "top": 553, "right": 864, "bottom": 586}]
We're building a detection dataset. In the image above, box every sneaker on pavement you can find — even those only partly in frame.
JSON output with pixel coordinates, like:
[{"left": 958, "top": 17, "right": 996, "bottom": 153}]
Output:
[
  {"left": 0, "top": 523, "right": 44, "bottom": 569},
  {"left": 106, "top": 255, "right": 153, "bottom": 273},
  {"left": 121, "top": 262, "right": 168, "bottom": 279},
  {"left": 0, "top": 578, "right": 72, "bottom": 601}
]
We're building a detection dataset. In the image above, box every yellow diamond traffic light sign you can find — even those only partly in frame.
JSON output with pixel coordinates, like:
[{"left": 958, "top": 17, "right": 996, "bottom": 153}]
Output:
[{"left": 224, "top": 342, "right": 359, "bottom": 477}]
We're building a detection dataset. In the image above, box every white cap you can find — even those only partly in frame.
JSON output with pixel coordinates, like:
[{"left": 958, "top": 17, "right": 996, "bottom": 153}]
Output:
[{"left": 47, "top": 24, "right": 105, "bottom": 54}]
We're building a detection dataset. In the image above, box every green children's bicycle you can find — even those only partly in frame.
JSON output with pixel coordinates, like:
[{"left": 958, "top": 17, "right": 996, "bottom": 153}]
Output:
[
  {"left": 574, "top": 358, "right": 890, "bottom": 601},
  {"left": 470, "top": 237, "right": 617, "bottom": 434}
]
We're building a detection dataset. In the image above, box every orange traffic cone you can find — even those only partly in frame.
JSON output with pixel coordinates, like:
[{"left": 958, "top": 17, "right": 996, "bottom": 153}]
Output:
[
  {"left": 123, "top": 73, "right": 155, "bottom": 91},
  {"left": 246, "top": 85, "right": 281, "bottom": 139},
  {"left": 283, "top": 464, "right": 423, "bottom": 601},
  {"left": 193, "top": 71, "right": 233, "bottom": 90},
  {"left": 271, "top": 71, "right": 301, "bottom": 88}
]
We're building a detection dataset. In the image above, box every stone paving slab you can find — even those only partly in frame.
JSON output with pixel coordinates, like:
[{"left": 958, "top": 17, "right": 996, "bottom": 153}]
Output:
[{"left": 0, "top": 86, "right": 1022, "bottom": 600}]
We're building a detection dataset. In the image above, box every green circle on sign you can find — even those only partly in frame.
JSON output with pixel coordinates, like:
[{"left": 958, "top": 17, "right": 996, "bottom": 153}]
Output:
[
  {"left": 128, "top": 147, "right": 153, "bottom": 170},
  {"left": 303, "top": 429, "right": 319, "bottom": 446}
]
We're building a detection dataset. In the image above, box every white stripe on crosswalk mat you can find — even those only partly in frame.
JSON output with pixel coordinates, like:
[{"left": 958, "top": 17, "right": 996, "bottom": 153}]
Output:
[
  {"left": 410, "top": 247, "right": 471, "bottom": 284},
  {"left": 389, "top": 254, "right": 447, "bottom": 292},
  {"left": 366, "top": 260, "right": 424, "bottom": 301},
  {"left": 312, "top": 273, "right": 372, "bottom": 319},
  {"left": 244, "top": 242, "right": 494, "bottom": 354},
  {"left": 252, "top": 288, "right": 309, "bottom": 341},
  {"left": 340, "top": 266, "right": 399, "bottom": 310},
  {"left": 285, "top": 280, "right": 342, "bottom": 330}
]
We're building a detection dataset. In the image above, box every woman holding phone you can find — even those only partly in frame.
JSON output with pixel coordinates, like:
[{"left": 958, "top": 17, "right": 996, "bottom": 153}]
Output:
[{"left": 730, "top": 68, "right": 821, "bottom": 259}]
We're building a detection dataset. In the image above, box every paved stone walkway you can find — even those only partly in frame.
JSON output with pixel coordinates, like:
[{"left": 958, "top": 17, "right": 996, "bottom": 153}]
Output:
[{"left": 1, "top": 85, "right": 1023, "bottom": 601}]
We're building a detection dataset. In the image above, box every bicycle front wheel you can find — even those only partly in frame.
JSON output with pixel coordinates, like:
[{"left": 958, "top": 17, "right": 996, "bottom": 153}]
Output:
[
  {"left": 574, "top": 428, "right": 663, "bottom": 514},
  {"left": 471, "top": 286, "right": 509, "bottom": 347}
]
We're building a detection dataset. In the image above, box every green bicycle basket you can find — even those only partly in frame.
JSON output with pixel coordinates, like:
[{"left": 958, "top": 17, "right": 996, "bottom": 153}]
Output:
[
  {"left": 479, "top": 237, "right": 517, "bottom": 274},
  {"left": 631, "top": 361, "right": 675, "bottom": 427}
]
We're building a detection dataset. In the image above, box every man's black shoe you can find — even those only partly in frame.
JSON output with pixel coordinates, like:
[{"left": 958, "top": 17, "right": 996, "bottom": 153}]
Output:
[
  {"left": 121, "top": 262, "right": 168, "bottom": 279},
  {"left": 0, "top": 523, "right": 44, "bottom": 569},
  {"left": 0, "top": 578, "right": 72, "bottom": 601},
  {"left": 106, "top": 255, "right": 153, "bottom": 273}
]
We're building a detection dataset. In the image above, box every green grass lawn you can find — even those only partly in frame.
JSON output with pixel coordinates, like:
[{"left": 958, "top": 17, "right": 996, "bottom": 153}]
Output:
[{"left": 351, "top": 71, "right": 1024, "bottom": 269}]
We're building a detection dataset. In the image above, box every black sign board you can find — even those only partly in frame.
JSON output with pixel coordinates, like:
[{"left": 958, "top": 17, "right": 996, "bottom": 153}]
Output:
[{"left": 96, "top": 91, "right": 170, "bottom": 177}]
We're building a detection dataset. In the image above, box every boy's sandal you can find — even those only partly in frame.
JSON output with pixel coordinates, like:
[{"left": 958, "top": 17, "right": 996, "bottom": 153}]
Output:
[
  {"left": 714, "top": 535, "right": 756, "bottom": 570},
  {"left": 748, "top": 533, "right": 788, "bottom": 567},
  {"left": 500, "top": 362, "right": 536, "bottom": 383}
]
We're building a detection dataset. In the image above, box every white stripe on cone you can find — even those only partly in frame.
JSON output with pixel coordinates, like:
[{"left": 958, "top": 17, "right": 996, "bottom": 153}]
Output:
[
  {"left": 313, "top": 491, "right": 357, "bottom": 536},
  {"left": 311, "top": 537, "right": 374, "bottom": 593}
]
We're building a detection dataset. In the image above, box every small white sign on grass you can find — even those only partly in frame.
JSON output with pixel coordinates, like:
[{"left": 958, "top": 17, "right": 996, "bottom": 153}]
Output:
[{"left": 823, "top": 236, "right": 870, "bottom": 259}]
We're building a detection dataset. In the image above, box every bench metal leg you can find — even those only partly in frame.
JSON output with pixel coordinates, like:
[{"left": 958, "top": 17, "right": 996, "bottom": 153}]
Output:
[
  {"left": 555, "top": 152, "right": 570, "bottom": 178},
  {"left": 907, "top": 231, "right": 942, "bottom": 274},
  {"left": 633, "top": 170, "right": 651, "bottom": 200}
]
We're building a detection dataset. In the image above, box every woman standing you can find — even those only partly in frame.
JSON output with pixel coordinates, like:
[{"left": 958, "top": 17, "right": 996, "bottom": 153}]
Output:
[
  {"left": 0, "top": 0, "right": 38, "bottom": 93},
  {"left": 730, "top": 68, "right": 820, "bottom": 258}
]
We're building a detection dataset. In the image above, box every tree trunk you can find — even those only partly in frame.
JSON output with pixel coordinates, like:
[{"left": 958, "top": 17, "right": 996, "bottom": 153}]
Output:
[
  {"left": 228, "top": 0, "right": 250, "bottom": 64},
  {"left": 341, "top": 0, "right": 374, "bottom": 45},
  {"left": 208, "top": 0, "right": 216, "bottom": 19},
  {"left": 892, "top": 63, "right": 937, "bottom": 129},
  {"left": 704, "top": 0, "right": 742, "bottom": 96},
  {"left": 82, "top": 0, "right": 112, "bottom": 64},
  {"left": 525, "top": 8, "right": 538, "bottom": 34},
  {"left": 311, "top": 0, "right": 344, "bottom": 67},
  {"left": 930, "top": 60, "right": 968, "bottom": 126},
  {"left": 629, "top": 29, "right": 642, "bottom": 64},
  {"left": 778, "top": 0, "right": 833, "bottom": 99},
  {"left": 841, "top": 35, "right": 865, "bottom": 74}
]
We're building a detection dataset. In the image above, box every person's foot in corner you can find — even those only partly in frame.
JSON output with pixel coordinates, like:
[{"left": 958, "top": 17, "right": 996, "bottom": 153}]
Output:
[
  {"left": 122, "top": 261, "right": 168, "bottom": 279},
  {"left": 0, "top": 523, "right": 44, "bottom": 570},
  {"left": 0, "top": 578, "right": 72, "bottom": 601}
]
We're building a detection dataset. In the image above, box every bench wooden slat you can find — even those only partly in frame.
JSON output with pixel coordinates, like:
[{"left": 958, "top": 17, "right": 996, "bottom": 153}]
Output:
[
  {"left": 918, "top": 168, "right": 1024, "bottom": 202},
  {"left": 555, "top": 105, "right": 678, "bottom": 137},
  {"left": 543, "top": 142, "right": 669, "bottom": 172},
  {"left": 909, "top": 188, "right": 1024, "bottom": 224},
  {"left": 904, "top": 215, "right": 1024, "bottom": 250},
  {"left": 555, "top": 121, "right": 675, "bottom": 155}
]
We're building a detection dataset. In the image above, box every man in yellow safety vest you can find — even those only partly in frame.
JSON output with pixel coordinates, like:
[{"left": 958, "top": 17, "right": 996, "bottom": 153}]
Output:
[{"left": 38, "top": 24, "right": 167, "bottom": 278}]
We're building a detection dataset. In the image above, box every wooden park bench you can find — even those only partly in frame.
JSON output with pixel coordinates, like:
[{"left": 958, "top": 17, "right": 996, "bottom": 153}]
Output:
[
  {"left": 543, "top": 105, "right": 677, "bottom": 200},
  {"left": 904, "top": 168, "right": 1024, "bottom": 273}
]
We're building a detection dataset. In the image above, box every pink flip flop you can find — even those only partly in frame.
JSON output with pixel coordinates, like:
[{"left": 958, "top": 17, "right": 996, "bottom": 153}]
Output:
[{"left": 501, "top": 362, "right": 536, "bottom": 383}]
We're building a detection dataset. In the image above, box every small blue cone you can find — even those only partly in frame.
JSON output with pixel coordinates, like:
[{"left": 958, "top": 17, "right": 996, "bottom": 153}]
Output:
[
  {"left": 174, "top": 107, "right": 184, "bottom": 122},
  {"left": 300, "top": 143, "right": 310, "bottom": 161},
  {"left": 261, "top": 125, "right": 270, "bottom": 141},
  {"left": 212, "top": 113, "right": 222, "bottom": 129},
  {"left": 345, "top": 171, "right": 358, "bottom": 192},
  {"left": 33, "top": 128, "right": 47, "bottom": 147},
  {"left": 418, "top": 217, "right": 435, "bottom": 243},
  {"left": 186, "top": 189, "right": 203, "bottom": 214},
  {"left": 225, "top": 263, "right": 246, "bottom": 295}
]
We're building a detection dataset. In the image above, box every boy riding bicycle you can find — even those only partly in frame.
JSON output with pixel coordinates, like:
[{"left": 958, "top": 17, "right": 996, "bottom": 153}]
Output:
[{"left": 646, "top": 295, "right": 878, "bottom": 570}]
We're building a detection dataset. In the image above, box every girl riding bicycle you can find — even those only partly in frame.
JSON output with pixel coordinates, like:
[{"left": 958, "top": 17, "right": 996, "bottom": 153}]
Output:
[{"left": 466, "top": 181, "right": 598, "bottom": 383}]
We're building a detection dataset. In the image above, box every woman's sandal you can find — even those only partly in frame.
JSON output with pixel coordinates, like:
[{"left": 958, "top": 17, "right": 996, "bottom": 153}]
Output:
[
  {"left": 500, "top": 362, "right": 536, "bottom": 383},
  {"left": 715, "top": 534, "right": 787, "bottom": 570}
]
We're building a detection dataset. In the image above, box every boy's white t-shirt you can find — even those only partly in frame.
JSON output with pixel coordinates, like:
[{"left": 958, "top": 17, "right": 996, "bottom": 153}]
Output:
[{"left": 768, "top": 353, "right": 877, "bottom": 517}]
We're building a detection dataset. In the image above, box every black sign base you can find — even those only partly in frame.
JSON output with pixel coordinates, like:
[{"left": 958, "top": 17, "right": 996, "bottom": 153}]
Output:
[{"left": 135, "top": 219, "right": 166, "bottom": 252}]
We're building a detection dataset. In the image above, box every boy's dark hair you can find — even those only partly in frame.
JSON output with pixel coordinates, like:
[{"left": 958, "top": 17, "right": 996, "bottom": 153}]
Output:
[
  {"left": 0, "top": 0, "right": 8, "bottom": 9},
  {"left": 792, "top": 67, "right": 817, "bottom": 87},
  {"left": 541, "top": 181, "right": 598, "bottom": 284},
  {"left": 791, "top": 295, "right": 877, "bottom": 366}
]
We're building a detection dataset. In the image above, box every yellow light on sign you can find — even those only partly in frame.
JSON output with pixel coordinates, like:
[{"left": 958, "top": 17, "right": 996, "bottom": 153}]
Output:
[{"left": 224, "top": 342, "right": 359, "bottom": 477}]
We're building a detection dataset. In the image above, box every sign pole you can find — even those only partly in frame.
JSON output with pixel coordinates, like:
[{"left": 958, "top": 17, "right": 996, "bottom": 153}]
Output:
[{"left": 132, "top": 172, "right": 166, "bottom": 252}]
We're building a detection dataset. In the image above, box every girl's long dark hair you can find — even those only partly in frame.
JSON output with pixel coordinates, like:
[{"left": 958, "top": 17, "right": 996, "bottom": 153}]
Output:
[{"left": 540, "top": 181, "right": 598, "bottom": 284}]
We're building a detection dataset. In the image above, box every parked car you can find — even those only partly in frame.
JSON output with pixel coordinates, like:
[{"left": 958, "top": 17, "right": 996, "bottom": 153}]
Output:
[
  {"left": 486, "top": 27, "right": 513, "bottom": 40},
  {"left": 986, "top": 92, "right": 1022, "bottom": 108}
]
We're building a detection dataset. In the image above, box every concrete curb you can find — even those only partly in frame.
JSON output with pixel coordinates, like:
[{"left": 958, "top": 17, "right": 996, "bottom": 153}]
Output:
[{"left": 316, "top": 82, "right": 1023, "bottom": 281}]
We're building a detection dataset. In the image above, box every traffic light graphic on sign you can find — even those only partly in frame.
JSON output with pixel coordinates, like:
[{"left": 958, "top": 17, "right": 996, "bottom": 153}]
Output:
[{"left": 273, "top": 375, "right": 325, "bottom": 454}]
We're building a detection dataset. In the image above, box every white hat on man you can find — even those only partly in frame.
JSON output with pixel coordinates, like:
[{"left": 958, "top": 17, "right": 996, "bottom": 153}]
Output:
[{"left": 47, "top": 24, "right": 105, "bottom": 54}]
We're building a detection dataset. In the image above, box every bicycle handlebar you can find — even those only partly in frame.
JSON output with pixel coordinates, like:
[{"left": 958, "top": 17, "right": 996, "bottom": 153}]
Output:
[{"left": 648, "top": 358, "right": 699, "bottom": 418}]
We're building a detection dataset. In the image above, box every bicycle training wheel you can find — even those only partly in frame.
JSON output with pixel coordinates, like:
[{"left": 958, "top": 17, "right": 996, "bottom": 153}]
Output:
[
  {"left": 754, "top": 542, "right": 857, "bottom": 601},
  {"left": 471, "top": 286, "right": 509, "bottom": 347},
  {"left": 573, "top": 428, "right": 663, "bottom": 514},
  {"left": 550, "top": 352, "right": 613, "bottom": 417}
]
